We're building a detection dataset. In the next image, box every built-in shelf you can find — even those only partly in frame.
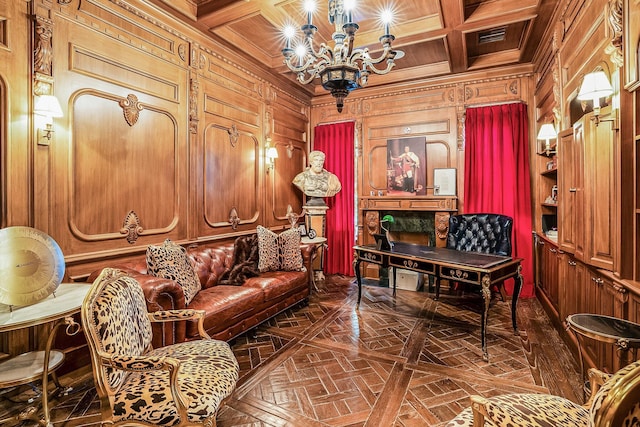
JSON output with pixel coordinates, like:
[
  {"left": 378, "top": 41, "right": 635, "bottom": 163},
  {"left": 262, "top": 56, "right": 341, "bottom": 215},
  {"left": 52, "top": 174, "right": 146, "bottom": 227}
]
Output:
[
  {"left": 542, "top": 203, "right": 558, "bottom": 208},
  {"left": 541, "top": 167, "right": 557, "bottom": 176}
]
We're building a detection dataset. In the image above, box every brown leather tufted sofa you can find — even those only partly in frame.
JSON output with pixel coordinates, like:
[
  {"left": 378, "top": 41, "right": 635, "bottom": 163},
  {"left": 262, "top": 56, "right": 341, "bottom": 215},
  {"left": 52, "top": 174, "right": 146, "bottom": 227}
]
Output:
[{"left": 88, "top": 240, "right": 317, "bottom": 348}]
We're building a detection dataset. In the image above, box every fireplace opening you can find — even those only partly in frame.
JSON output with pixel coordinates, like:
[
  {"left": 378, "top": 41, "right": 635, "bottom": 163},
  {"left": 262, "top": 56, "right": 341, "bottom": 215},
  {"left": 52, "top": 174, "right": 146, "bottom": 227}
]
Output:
[{"left": 381, "top": 210, "right": 435, "bottom": 246}]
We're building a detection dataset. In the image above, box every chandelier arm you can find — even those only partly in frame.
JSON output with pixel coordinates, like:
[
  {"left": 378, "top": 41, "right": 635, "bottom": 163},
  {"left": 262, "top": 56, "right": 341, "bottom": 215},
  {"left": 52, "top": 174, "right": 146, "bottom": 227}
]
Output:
[
  {"left": 284, "top": 56, "right": 315, "bottom": 74},
  {"left": 357, "top": 46, "right": 395, "bottom": 65},
  {"left": 306, "top": 39, "right": 332, "bottom": 61},
  {"left": 363, "top": 60, "right": 396, "bottom": 76},
  {"left": 297, "top": 71, "right": 317, "bottom": 85}
]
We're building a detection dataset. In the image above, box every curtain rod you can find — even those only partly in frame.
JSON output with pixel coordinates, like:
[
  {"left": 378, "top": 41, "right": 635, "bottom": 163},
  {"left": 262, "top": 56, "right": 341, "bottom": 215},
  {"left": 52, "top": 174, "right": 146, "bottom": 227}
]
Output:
[
  {"left": 316, "top": 119, "right": 356, "bottom": 126},
  {"left": 465, "top": 100, "right": 525, "bottom": 108}
]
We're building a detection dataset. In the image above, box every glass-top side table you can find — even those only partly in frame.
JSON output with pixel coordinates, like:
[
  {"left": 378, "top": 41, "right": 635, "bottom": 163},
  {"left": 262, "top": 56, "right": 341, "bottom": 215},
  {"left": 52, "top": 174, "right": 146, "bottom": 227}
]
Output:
[
  {"left": 566, "top": 313, "right": 640, "bottom": 401},
  {"left": 0, "top": 283, "right": 90, "bottom": 426},
  {"left": 567, "top": 313, "right": 640, "bottom": 350}
]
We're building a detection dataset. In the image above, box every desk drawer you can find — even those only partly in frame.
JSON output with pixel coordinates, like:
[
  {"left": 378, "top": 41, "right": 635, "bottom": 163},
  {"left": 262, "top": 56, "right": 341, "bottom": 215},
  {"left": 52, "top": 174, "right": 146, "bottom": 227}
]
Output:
[
  {"left": 357, "top": 250, "right": 384, "bottom": 265},
  {"left": 440, "top": 267, "right": 481, "bottom": 284},
  {"left": 389, "top": 256, "right": 436, "bottom": 274}
]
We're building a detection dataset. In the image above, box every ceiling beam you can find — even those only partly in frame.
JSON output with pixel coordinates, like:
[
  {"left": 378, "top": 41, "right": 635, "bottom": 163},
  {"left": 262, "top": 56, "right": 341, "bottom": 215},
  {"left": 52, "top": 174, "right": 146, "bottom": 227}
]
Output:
[{"left": 197, "top": 0, "right": 253, "bottom": 20}]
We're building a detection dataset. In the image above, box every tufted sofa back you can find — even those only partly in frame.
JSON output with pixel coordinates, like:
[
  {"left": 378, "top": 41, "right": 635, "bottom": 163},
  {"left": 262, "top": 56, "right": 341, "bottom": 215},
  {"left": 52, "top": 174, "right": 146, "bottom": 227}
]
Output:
[{"left": 446, "top": 213, "right": 513, "bottom": 256}]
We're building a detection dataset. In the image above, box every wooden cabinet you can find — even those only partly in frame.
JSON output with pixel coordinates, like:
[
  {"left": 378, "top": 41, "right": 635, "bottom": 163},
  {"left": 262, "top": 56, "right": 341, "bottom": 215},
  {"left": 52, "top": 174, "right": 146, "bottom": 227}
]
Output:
[
  {"left": 557, "top": 112, "right": 616, "bottom": 270},
  {"left": 583, "top": 109, "right": 617, "bottom": 271},
  {"left": 558, "top": 125, "right": 585, "bottom": 258},
  {"left": 535, "top": 236, "right": 560, "bottom": 317},
  {"left": 581, "top": 269, "right": 627, "bottom": 372},
  {"left": 558, "top": 251, "right": 585, "bottom": 322}
]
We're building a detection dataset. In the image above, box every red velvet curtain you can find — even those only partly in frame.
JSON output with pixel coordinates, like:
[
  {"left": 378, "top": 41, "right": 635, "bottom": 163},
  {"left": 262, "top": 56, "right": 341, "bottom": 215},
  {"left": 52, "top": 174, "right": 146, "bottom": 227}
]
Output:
[
  {"left": 464, "top": 103, "right": 534, "bottom": 298},
  {"left": 313, "top": 122, "right": 355, "bottom": 275}
]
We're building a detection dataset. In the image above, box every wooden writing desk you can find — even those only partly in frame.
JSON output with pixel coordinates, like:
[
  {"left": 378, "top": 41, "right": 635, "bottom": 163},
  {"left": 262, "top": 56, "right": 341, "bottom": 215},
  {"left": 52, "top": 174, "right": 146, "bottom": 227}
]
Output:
[{"left": 353, "top": 242, "right": 523, "bottom": 361}]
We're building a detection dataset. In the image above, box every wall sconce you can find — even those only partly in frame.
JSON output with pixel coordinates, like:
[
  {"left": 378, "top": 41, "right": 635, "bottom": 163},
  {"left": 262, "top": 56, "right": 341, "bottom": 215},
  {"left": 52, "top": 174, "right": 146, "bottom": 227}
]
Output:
[
  {"left": 536, "top": 123, "right": 557, "bottom": 155},
  {"left": 577, "top": 70, "right": 613, "bottom": 125},
  {"left": 34, "top": 94, "right": 63, "bottom": 145},
  {"left": 265, "top": 145, "right": 278, "bottom": 173}
]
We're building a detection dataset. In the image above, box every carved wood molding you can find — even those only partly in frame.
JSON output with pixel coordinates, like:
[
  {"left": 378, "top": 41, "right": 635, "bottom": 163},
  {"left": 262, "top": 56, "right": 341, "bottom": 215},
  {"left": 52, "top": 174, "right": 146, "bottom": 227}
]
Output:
[
  {"left": 435, "top": 212, "right": 450, "bottom": 241},
  {"left": 119, "top": 94, "right": 143, "bottom": 126},
  {"left": 365, "top": 211, "right": 379, "bottom": 236},
  {"left": 228, "top": 124, "right": 239, "bottom": 147},
  {"left": 229, "top": 207, "right": 240, "bottom": 230},
  {"left": 120, "top": 210, "right": 144, "bottom": 244},
  {"left": 189, "top": 75, "right": 199, "bottom": 134},
  {"left": 34, "top": 16, "right": 53, "bottom": 76},
  {"left": 605, "top": 0, "right": 623, "bottom": 67}
]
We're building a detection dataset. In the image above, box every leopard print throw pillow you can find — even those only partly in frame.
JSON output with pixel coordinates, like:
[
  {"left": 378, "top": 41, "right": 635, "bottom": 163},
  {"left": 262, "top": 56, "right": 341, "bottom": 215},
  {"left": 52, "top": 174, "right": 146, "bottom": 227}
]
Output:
[
  {"left": 146, "top": 239, "right": 201, "bottom": 305},
  {"left": 256, "top": 226, "right": 304, "bottom": 272}
]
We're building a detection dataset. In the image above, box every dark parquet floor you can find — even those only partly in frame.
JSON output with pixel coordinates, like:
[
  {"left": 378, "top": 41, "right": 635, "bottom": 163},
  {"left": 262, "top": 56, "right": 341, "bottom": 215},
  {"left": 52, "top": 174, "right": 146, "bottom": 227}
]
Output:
[{"left": 0, "top": 275, "right": 583, "bottom": 426}]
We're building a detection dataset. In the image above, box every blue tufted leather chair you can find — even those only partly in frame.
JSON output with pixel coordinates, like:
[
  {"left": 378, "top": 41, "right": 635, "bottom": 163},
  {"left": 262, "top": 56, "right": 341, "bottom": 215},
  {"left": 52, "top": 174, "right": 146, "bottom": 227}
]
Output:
[{"left": 439, "top": 213, "right": 513, "bottom": 299}]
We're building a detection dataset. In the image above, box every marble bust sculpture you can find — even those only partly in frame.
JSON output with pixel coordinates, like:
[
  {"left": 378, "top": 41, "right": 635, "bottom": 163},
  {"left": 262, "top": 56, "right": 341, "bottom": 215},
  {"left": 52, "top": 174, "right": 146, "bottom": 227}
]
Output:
[{"left": 293, "top": 150, "right": 342, "bottom": 201}]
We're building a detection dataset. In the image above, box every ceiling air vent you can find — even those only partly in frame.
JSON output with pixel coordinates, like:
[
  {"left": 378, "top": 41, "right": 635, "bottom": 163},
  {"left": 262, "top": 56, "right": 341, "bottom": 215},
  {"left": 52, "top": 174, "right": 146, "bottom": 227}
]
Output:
[{"left": 478, "top": 27, "right": 506, "bottom": 44}]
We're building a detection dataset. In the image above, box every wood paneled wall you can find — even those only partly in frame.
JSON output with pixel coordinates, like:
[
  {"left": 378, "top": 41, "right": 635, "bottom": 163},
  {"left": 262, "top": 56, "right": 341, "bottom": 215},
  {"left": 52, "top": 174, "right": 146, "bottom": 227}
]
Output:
[
  {"left": 308, "top": 69, "right": 534, "bottom": 245},
  {"left": 0, "top": 0, "right": 313, "bottom": 284}
]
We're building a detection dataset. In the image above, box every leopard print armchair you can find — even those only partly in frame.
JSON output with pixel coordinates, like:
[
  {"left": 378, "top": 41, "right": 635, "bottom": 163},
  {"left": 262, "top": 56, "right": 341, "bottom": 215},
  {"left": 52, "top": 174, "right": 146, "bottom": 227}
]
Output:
[
  {"left": 446, "top": 359, "right": 640, "bottom": 426},
  {"left": 81, "top": 268, "right": 239, "bottom": 426}
]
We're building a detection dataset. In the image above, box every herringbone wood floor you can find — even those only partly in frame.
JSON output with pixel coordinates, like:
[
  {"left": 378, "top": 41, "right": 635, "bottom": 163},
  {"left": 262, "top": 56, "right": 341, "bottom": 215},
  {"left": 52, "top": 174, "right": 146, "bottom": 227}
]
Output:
[{"left": 0, "top": 275, "right": 583, "bottom": 426}]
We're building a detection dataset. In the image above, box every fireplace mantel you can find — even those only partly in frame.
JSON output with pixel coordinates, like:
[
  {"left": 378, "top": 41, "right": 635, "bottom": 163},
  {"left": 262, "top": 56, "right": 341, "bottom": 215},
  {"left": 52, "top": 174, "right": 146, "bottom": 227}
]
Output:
[
  {"left": 360, "top": 196, "right": 457, "bottom": 212},
  {"left": 359, "top": 197, "right": 457, "bottom": 249}
]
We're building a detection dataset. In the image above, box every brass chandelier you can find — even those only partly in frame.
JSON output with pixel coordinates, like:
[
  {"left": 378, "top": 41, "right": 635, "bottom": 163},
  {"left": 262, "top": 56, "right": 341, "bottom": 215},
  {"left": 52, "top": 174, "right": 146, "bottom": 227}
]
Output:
[{"left": 282, "top": 0, "right": 404, "bottom": 113}]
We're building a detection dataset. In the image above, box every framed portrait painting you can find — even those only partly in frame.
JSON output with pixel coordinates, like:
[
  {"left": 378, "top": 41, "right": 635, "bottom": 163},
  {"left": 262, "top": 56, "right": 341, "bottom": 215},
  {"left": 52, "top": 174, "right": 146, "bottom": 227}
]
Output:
[{"left": 386, "top": 137, "right": 427, "bottom": 196}]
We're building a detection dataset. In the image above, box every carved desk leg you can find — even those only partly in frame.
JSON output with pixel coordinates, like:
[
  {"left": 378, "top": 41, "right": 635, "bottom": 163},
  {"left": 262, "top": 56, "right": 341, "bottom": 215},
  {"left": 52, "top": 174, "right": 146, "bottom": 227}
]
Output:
[
  {"left": 511, "top": 264, "right": 523, "bottom": 335},
  {"left": 480, "top": 274, "right": 491, "bottom": 362},
  {"left": 354, "top": 255, "right": 363, "bottom": 306}
]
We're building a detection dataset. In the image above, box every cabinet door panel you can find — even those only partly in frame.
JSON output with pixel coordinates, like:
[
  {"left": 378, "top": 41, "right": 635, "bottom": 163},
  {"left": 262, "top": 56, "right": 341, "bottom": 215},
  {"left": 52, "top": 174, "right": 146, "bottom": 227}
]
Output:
[
  {"left": 584, "top": 114, "right": 616, "bottom": 270},
  {"left": 558, "top": 126, "right": 584, "bottom": 257}
]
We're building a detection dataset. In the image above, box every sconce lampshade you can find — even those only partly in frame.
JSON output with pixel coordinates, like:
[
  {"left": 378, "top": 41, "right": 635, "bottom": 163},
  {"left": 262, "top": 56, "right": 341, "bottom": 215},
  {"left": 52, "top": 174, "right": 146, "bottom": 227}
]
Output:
[
  {"left": 537, "top": 123, "right": 557, "bottom": 141},
  {"left": 266, "top": 147, "right": 279, "bottom": 159},
  {"left": 577, "top": 71, "right": 613, "bottom": 102},
  {"left": 34, "top": 95, "right": 63, "bottom": 118}
]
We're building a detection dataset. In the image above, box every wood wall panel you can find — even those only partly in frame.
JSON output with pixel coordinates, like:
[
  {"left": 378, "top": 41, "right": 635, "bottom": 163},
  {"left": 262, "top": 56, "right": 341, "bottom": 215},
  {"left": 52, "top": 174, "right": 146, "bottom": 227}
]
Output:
[
  {"left": 69, "top": 45, "right": 181, "bottom": 102},
  {"left": 269, "top": 142, "right": 306, "bottom": 223},
  {"left": 48, "top": 6, "right": 190, "bottom": 259},
  {"left": 267, "top": 93, "right": 308, "bottom": 225},
  {"left": 0, "top": 0, "right": 31, "bottom": 228},
  {"left": 203, "top": 93, "right": 260, "bottom": 126},
  {"left": 3, "top": 0, "right": 310, "bottom": 280},
  {"left": 360, "top": 88, "right": 455, "bottom": 116},
  {"left": 202, "top": 124, "right": 261, "bottom": 232},
  {"left": 463, "top": 78, "right": 525, "bottom": 105},
  {"left": 362, "top": 108, "right": 457, "bottom": 198},
  {"left": 69, "top": 91, "right": 179, "bottom": 240}
]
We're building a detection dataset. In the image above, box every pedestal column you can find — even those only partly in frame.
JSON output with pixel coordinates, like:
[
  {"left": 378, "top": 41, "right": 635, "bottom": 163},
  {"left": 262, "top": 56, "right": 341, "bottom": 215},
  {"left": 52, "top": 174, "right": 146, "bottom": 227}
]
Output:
[{"left": 304, "top": 204, "right": 328, "bottom": 280}]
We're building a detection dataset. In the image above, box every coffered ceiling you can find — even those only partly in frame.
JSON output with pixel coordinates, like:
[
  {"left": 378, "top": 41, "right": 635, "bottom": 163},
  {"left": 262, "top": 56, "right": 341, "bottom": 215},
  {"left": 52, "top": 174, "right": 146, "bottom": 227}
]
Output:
[{"left": 151, "top": 0, "right": 560, "bottom": 95}]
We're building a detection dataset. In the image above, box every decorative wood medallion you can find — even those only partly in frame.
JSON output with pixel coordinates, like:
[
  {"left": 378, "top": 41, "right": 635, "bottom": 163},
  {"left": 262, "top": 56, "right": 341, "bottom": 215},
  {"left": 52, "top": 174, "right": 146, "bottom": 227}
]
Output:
[
  {"left": 119, "top": 94, "right": 143, "bottom": 126},
  {"left": 120, "top": 210, "right": 143, "bottom": 244},
  {"left": 229, "top": 207, "right": 240, "bottom": 230},
  {"left": 228, "top": 124, "right": 239, "bottom": 147}
]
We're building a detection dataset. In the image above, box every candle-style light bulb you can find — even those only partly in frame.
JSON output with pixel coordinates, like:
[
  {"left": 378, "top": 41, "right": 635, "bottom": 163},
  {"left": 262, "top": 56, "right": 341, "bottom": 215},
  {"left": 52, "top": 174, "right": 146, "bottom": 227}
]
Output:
[
  {"left": 303, "top": 0, "right": 315, "bottom": 26},
  {"left": 381, "top": 9, "right": 393, "bottom": 35},
  {"left": 344, "top": 0, "right": 356, "bottom": 23},
  {"left": 283, "top": 26, "right": 295, "bottom": 49}
]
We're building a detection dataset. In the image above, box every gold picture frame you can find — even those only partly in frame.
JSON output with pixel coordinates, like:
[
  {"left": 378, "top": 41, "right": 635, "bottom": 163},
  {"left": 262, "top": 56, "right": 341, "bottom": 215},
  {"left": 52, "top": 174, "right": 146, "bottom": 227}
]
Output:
[{"left": 624, "top": 0, "right": 640, "bottom": 91}]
